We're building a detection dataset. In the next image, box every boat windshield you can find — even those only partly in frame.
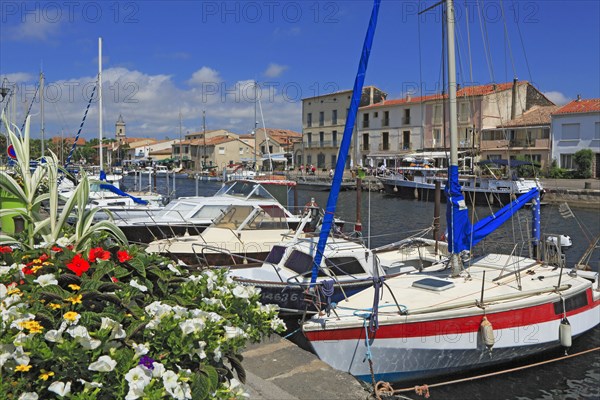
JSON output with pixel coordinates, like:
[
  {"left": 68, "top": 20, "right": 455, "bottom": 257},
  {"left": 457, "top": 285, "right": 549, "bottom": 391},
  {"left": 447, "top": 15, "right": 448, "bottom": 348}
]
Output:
[
  {"left": 212, "top": 205, "right": 255, "bottom": 230},
  {"left": 190, "top": 205, "right": 229, "bottom": 220},
  {"left": 243, "top": 205, "right": 289, "bottom": 230},
  {"left": 160, "top": 201, "right": 199, "bottom": 218},
  {"left": 214, "top": 181, "right": 276, "bottom": 201}
]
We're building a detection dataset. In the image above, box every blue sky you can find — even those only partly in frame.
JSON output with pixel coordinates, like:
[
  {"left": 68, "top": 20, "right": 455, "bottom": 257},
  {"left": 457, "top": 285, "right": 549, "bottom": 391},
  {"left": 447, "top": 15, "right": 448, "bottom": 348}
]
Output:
[{"left": 1, "top": 0, "right": 599, "bottom": 141}]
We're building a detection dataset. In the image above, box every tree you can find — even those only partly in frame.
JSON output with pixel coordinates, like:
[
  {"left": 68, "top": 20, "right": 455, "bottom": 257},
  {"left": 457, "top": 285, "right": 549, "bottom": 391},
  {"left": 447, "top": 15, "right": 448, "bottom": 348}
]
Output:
[{"left": 573, "top": 149, "right": 593, "bottom": 178}]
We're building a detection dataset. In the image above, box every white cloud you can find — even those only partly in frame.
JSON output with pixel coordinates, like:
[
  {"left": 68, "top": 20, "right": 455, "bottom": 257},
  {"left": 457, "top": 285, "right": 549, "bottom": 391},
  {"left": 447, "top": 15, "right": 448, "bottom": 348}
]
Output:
[
  {"left": 188, "top": 67, "right": 221, "bottom": 86},
  {"left": 0, "top": 73, "right": 35, "bottom": 84},
  {"left": 1, "top": 67, "right": 301, "bottom": 141},
  {"left": 544, "top": 91, "right": 570, "bottom": 106},
  {"left": 6, "top": 11, "right": 61, "bottom": 41},
  {"left": 264, "top": 63, "right": 289, "bottom": 78}
]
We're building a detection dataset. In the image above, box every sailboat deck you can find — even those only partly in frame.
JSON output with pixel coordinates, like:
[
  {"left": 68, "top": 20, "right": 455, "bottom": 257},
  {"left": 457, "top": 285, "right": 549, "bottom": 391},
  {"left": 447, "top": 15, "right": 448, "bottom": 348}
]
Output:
[{"left": 306, "top": 254, "right": 594, "bottom": 330}]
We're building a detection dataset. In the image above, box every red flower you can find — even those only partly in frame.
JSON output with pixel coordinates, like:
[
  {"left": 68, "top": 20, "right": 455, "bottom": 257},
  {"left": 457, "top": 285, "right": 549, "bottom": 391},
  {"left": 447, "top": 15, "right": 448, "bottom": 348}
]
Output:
[
  {"left": 21, "top": 267, "right": 34, "bottom": 275},
  {"left": 117, "top": 250, "right": 132, "bottom": 263},
  {"left": 111, "top": 276, "right": 119, "bottom": 283},
  {"left": 0, "top": 246, "right": 13, "bottom": 254},
  {"left": 67, "top": 245, "right": 74, "bottom": 251},
  {"left": 39, "top": 253, "right": 49, "bottom": 262},
  {"left": 51, "top": 246, "right": 63, "bottom": 253},
  {"left": 66, "top": 254, "right": 90, "bottom": 277},
  {"left": 88, "top": 247, "right": 111, "bottom": 263}
]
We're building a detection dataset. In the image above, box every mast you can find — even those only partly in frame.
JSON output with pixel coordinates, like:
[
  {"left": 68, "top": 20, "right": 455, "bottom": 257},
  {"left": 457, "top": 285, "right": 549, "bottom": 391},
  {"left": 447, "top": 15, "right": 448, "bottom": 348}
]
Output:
[
  {"left": 253, "top": 81, "right": 258, "bottom": 168},
  {"left": 202, "top": 110, "right": 206, "bottom": 169},
  {"left": 40, "top": 71, "right": 45, "bottom": 159},
  {"left": 98, "top": 37, "right": 104, "bottom": 172},
  {"left": 179, "top": 111, "right": 183, "bottom": 168},
  {"left": 447, "top": 0, "right": 458, "bottom": 168}
]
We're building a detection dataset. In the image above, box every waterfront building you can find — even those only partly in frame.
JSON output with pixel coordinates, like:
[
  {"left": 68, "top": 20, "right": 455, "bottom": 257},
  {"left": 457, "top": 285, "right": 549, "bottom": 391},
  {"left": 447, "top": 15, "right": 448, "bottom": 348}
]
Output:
[{"left": 551, "top": 97, "right": 600, "bottom": 177}]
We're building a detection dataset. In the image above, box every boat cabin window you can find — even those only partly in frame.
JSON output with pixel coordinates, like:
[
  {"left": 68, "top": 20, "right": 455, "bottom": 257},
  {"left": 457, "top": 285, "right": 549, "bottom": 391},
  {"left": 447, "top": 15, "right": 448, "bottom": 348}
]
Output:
[
  {"left": 265, "top": 245, "right": 286, "bottom": 264},
  {"left": 284, "top": 250, "right": 314, "bottom": 275},
  {"left": 161, "top": 202, "right": 198, "bottom": 218},
  {"left": 212, "top": 205, "right": 254, "bottom": 229},
  {"left": 217, "top": 181, "right": 276, "bottom": 201},
  {"left": 243, "top": 207, "right": 289, "bottom": 230},
  {"left": 190, "top": 205, "right": 229, "bottom": 220},
  {"left": 324, "top": 257, "right": 366, "bottom": 275},
  {"left": 553, "top": 292, "right": 588, "bottom": 315}
]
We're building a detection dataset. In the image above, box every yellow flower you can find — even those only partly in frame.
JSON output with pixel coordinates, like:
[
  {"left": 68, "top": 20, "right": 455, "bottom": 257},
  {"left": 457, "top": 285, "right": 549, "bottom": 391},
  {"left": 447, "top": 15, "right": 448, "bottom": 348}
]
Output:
[
  {"left": 42, "top": 261, "right": 53, "bottom": 266},
  {"left": 15, "top": 364, "right": 32, "bottom": 372},
  {"left": 48, "top": 303, "right": 61, "bottom": 310},
  {"left": 33, "top": 258, "right": 42, "bottom": 264},
  {"left": 68, "top": 284, "right": 81, "bottom": 291},
  {"left": 64, "top": 311, "right": 79, "bottom": 322},
  {"left": 7, "top": 288, "right": 21, "bottom": 296},
  {"left": 19, "top": 320, "right": 44, "bottom": 334},
  {"left": 30, "top": 265, "right": 43, "bottom": 273},
  {"left": 21, "top": 255, "right": 30, "bottom": 260},
  {"left": 66, "top": 294, "right": 82, "bottom": 305},
  {"left": 39, "top": 371, "right": 55, "bottom": 381}
]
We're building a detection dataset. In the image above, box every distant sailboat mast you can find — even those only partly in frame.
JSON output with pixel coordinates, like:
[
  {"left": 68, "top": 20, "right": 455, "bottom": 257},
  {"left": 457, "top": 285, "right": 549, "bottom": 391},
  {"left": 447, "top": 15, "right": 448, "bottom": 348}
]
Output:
[{"left": 98, "top": 37, "right": 104, "bottom": 172}]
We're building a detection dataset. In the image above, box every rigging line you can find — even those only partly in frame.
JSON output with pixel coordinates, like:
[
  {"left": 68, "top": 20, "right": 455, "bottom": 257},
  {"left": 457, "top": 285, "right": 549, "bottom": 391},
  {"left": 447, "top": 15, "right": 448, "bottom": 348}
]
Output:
[
  {"left": 476, "top": 0, "right": 495, "bottom": 83},
  {"left": 500, "top": 0, "right": 517, "bottom": 78},
  {"left": 511, "top": 0, "right": 533, "bottom": 83},
  {"left": 256, "top": 92, "right": 273, "bottom": 173},
  {"left": 20, "top": 84, "right": 40, "bottom": 132},
  {"left": 465, "top": 1, "right": 474, "bottom": 83}
]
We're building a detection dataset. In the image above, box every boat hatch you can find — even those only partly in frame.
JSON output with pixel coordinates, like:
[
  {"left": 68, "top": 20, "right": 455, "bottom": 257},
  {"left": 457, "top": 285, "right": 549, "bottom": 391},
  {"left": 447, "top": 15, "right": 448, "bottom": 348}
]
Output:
[
  {"left": 553, "top": 291, "right": 588, "bottom": 314},
  {"left": 412, "top": 278, "right": 455, "bottom": 291}
]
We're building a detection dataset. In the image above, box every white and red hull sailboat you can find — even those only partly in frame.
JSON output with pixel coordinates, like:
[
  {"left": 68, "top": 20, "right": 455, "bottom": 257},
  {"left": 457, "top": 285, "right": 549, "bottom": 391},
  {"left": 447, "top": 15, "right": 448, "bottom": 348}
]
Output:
[
  {"left": 300, "top": 0, "right": 600, "bottom": 385},
  {"left": 303, "top": 255, "right": 600, "bottom": 382}
]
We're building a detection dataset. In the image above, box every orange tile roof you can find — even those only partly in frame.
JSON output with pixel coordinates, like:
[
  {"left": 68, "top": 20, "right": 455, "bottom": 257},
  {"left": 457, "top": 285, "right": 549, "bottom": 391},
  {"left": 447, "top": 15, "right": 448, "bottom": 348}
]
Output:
[
  {"left": 361, "top": 81, "right": 528, "bottom": 110},
  {"left": 553, "top": 98, "right": 600, "bottom": 115},
  {"left": 499, "top": 105, "right": 559, "bottom": 127}
]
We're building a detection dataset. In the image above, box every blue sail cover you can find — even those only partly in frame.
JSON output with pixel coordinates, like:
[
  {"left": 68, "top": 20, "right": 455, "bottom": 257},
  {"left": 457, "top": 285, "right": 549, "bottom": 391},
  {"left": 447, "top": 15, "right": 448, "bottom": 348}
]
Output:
[
  {"left": 99, "top": 183, "right": 149, "bottom": 205},
  {"left": 445, "top": 165, "right": 471, "bottom": 253},
  {"left": 468, "top": 187, "right": 539, "bottom": 248},
  {"left": 310, "top": 0, "right": 381, "bottom": 286}
]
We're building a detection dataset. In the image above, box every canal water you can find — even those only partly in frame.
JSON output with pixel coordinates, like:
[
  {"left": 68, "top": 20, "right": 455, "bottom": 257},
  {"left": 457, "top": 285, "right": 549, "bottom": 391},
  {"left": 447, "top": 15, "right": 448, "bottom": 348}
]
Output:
[{"left": 125, "top": 176, "right": 600, "bottom": 400}]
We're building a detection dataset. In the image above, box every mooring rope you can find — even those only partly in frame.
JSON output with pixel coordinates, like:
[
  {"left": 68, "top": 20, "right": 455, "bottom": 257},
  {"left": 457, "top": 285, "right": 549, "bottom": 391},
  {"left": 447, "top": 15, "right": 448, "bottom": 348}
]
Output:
[
  {"left": 65, "top": 82, "right": 97, "bottom": 167},
  {"left": 373, "top": 346, "right": 600, "bottom": 399}
]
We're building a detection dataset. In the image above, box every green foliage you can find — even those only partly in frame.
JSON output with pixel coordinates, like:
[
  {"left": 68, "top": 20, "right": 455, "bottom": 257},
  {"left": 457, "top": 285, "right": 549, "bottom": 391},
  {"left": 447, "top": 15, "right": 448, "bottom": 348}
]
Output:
[
  {"left": 573, "top": 149, "right": 593, "bottom": 179},
  {"left": 0, "top": 246, "right": 284, "bottom": 399},
  {"left": 547, "top": 159, "right": 571, "bottom": 179}
]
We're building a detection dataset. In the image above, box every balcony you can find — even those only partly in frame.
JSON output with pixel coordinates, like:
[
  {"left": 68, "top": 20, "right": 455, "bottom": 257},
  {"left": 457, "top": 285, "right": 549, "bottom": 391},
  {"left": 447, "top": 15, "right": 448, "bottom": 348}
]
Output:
[
  {"left": 402, "top": 142, "right": 412, "bottom": 150},
  {"left": 361, "top": 144, "right": 370, "bottom": 151},
  {"left": 362, "top": 120, "right": 370, "bottom": 128},
  {"left": 402, "top": 117, "right": 411, "bottom": 125},
  {"left": 378, "top": 143, "right": 391, "bottom": 151},
  {"left": 382, "top": 118, "right": 390, "bottom": 127}
]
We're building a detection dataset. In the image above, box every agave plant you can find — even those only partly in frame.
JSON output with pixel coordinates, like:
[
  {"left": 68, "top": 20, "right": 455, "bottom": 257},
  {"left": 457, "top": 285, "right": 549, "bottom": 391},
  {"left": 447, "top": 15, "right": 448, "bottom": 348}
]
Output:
[{"left": 0, "top": 112, "right": 127, "bottom": 250}]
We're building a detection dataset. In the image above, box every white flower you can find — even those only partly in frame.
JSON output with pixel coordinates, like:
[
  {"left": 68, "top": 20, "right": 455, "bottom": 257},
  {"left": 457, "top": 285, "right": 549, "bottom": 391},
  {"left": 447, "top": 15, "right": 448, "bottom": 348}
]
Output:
[
  {"left": 56, "top": 237, "right": 70, "bottom": 247},
  {"left": 12, "top": 346, "right": 29, "bottom": 365},
  {"left": 125, "top": 387, "right": 145, "bottom": 400},
  {"left": 232, "top": 285, "right": 251, "bottom": 298},
  {"left": 100, "top": 317, "right": 126, "bottom": 339},
  {"left": 203, "top": 270, "right": 217, "bottom": 290},
  {"left": 260, "top": 303, "right": 279, "bottom": 313},
  {"left": 166, "top": 382, "right": 192, "bottom": 400},
  {"left": 224, "top": 326, "right": 247, "bottom": 340},
  {"left": 179, "top": 318, "right": 205, "bottom": 336},
  {"left": 125, "top": 365, "right": 152, "bottom": 391},
  {"left": 33, "top": 273, "right": 58, "bottom": 287},
  {"left": 270, "top": 317, "right": 287, "bottom": 331},
  {"left": 145, "top": 301, "right": 173, "bottom": 318},
  {"left": 172, "top": 306, "right": 189, "bottom": 319},
  {"left": 195, "top": 341, "right": 207, "bottom": 359},
  {"left": 152, "top": 362, "right": 165, "bottom": 378},
  {"left": 66, "top": 325, "right": 101, "bottom": 349},
  {"left": 48, "top": 381, "right": 71, "bottom": 397},
  {"left": 0, "top": 351, "right": 11, "bottom": 368},
  {"left": 162, "top": 370, "right": 179, "bottom": 390},
  {"left": 88, "top": 355, "right": 117, "bottom": 372},
  {"left": 78, "top": 379, "right": 103, "bottom": 389},
  {"left": 202, "top": 297, "right": 224, "bottom": 308},
  {"left": 167, "top": 263, "right": 182, "bottom": 276},
  {"left": 131, "top": 342, "right": 150, "bottom": 358},
  {"left": 129, "top": 279, "right": 148, "bottom": 292},
  {"left": 213, "top": 346, "right": 222, "bottom": 362},
  {"left": 0, "top": 264, "right": 17, "bottom": 277},
  {"left": 18, "top": 393, "right": 39, "bottom": 400}
]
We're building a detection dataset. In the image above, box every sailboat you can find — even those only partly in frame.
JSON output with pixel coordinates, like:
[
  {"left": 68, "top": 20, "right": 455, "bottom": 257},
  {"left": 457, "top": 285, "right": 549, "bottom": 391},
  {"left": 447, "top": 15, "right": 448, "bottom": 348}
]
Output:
[{"left": 301, "top": 0, "right": 600, "bottom": 384}]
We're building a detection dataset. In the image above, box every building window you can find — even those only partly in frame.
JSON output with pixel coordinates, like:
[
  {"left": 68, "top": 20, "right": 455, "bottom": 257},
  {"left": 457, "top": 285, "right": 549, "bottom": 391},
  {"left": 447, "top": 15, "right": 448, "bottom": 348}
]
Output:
[
  {"left": 362, "top": 133, "right": 369, "bottom": 151},
  {"left": 403, "top": 109, "right": 411, "bottom": 125},
  {"left": 560, "top": 154, "right": 575, "bottom": 169},
  {"left": 362, "top": 113, "right": 369, "bottom": 128},
  {"left": 487, "top": 154, "right": 502, "bottom": 160},
  {"left": 433, "top": 128, "right": 441, "bottom": 147},
  {"left": 403, "top": 131, "right": 411, "bottom": 150},
  {"left": 239, "top": 147, "right": 244, "bottom": 155},
  {"left": 331, "top": 154, "right": 337, "bottom": 168},
  {"left": 595, "top": 122, "right": 600, "bottom": 140},
  {"left": 433, "top": 105, "right": 442, "bottom": 124},
  {"left": 332, "top": 110, "right": 337, "bottom": 125},
  {"left": 307, "top": 113, "right": 312, "bottom": 127},
  {"left": 269, "top": 145, "right": 273, "bottom": 153},
  {"left": 218, "top": 146, "right": 225, "bottom": 155},
  {"left": 524, "top": 154, "right": 542, "bottom": 164},
  {"left": 319, "top": 111, "right": 324, "bottom": 127},
  {"left": 317, "top": 153, "right": 325, "bottom": 168},
  {"left": 319, "top": 132, "right": 324, "bottom": 147},
  {"left": 382, "top": 132, "right": 389, "bottom": 150},
  {"left": 261, "top": 145, "right": 265, "bottom": 153},
  {"left": 382, "top": 111, "right": 389, "bottom": 127},
  {"left": 458, "top": 102, "right": 470, "bottom": 123},
  {"left": 332, "top": 131, "right": 338, "bottom": 147},
  {"left": 562, "top": 123, "right": 580, "bottom": 140},
  {"left": 307, "top": 132, "right": 312, "bottom": 147},
  {"left": 374, "top": 112, "right": 378, "bottom": 118},
  {"left": 307, "top": 155, "right": 312, "bottom": 165}
]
